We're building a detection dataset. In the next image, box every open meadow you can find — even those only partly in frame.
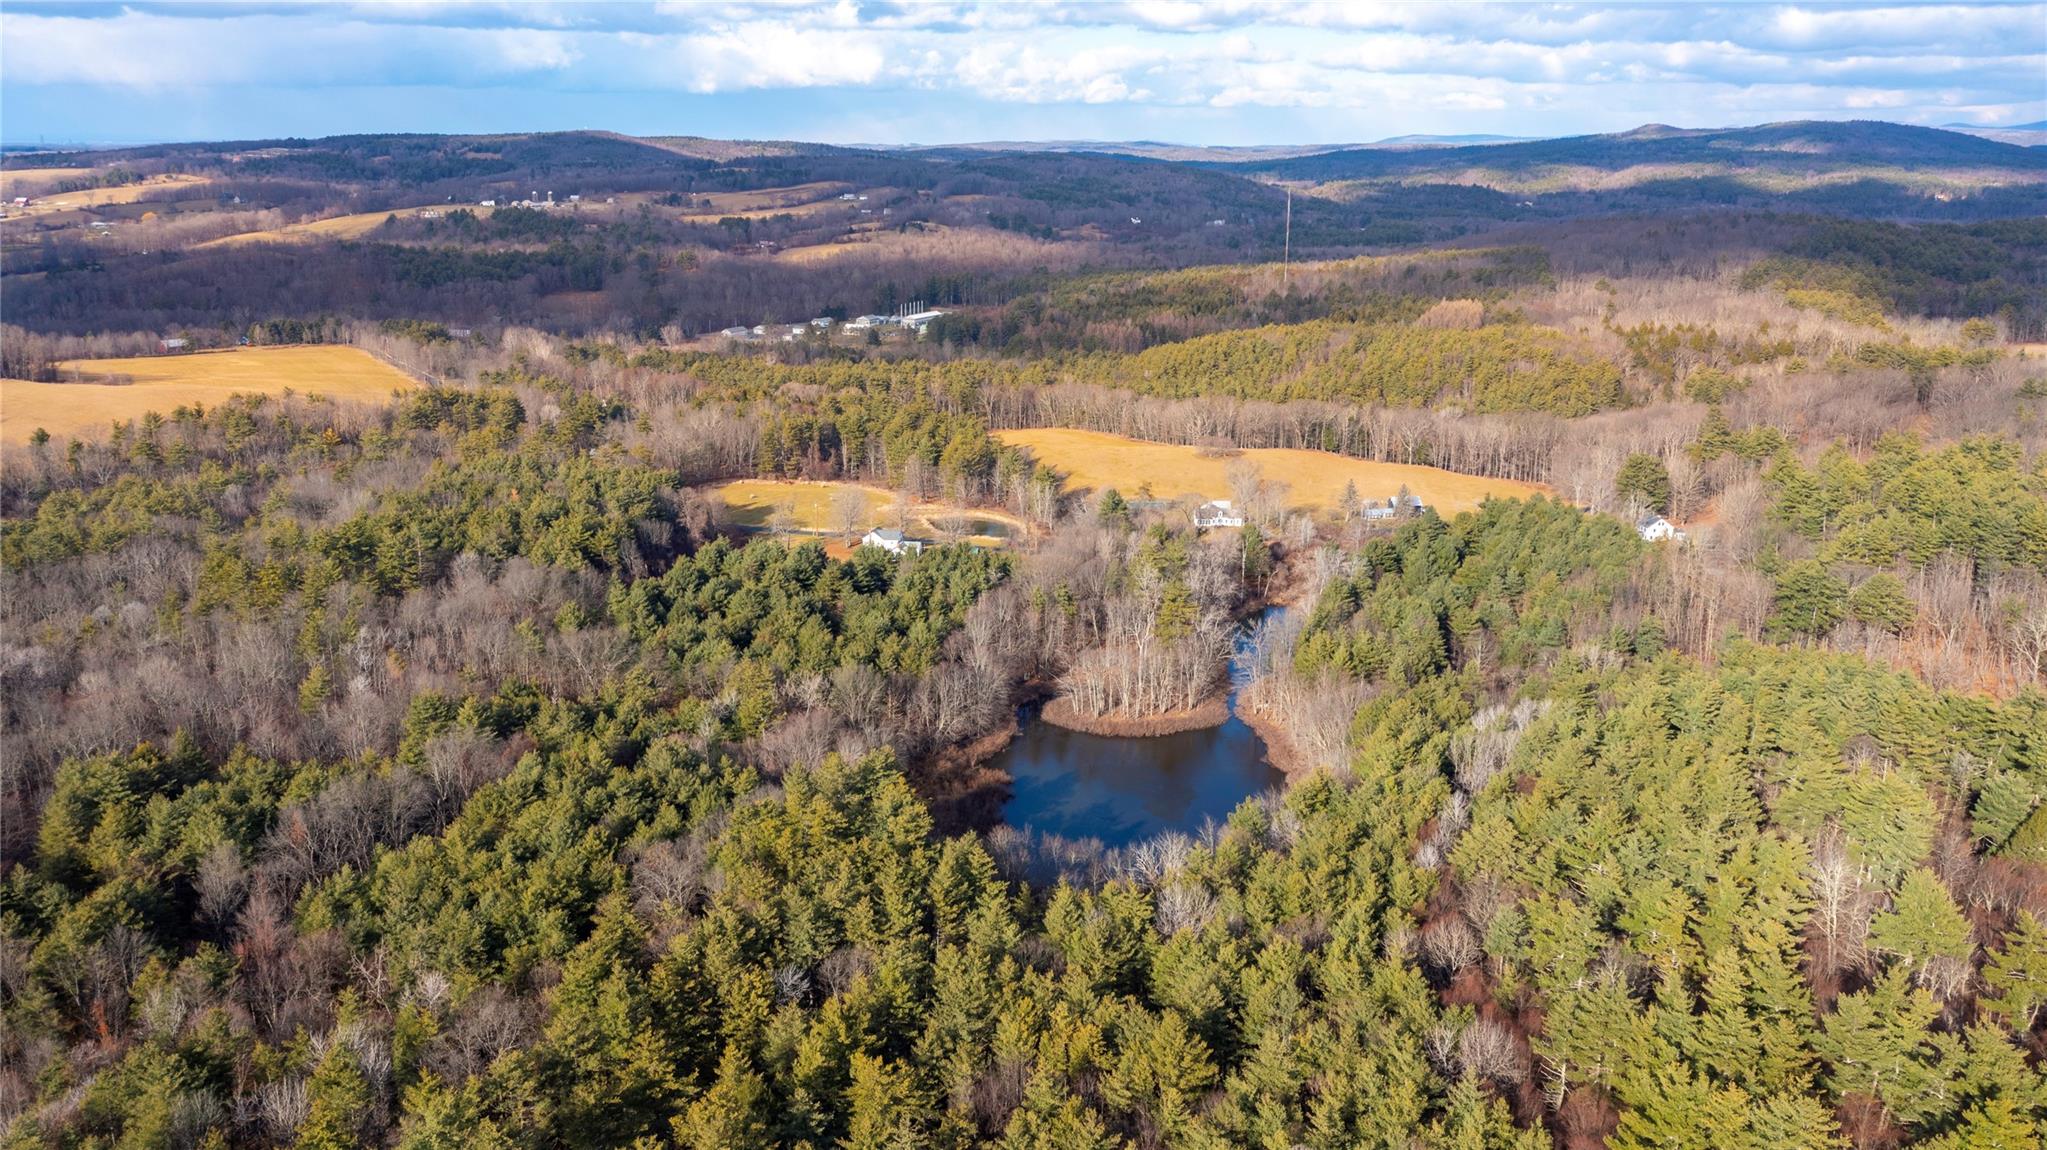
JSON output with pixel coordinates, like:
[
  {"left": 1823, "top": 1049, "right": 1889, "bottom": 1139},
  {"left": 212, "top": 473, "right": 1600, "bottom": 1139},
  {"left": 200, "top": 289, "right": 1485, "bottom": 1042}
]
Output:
[
  {"left": 197, "top": 203, "right": 494, "bottom": 248},
  {"left": 712, "top": 478, "right": 1023, "bottom": 548},
  {"left": 1, "top": 173, "right": 211, "bottom": 218},
  {"left": 1, "top": 345, "right": 416, "bottom": 443},
  {"left": 994, "top": 428, "right": 1548, "bottom": 514}
]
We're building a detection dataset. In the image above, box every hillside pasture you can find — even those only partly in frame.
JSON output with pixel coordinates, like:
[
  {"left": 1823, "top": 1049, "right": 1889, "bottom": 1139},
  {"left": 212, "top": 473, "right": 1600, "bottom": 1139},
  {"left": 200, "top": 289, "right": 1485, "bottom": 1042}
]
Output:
[
  {"left": 197, "top": 203, "right": 494, "bottom": 248},
  {"left": 994, "top": 428, "right": 1548, "bottom": 515},
  {"left": 1, "top": 346, "right": 416, "bottom": 443},
  {"left": 3, "top": 174, "right": 211, "bottom": 218}
]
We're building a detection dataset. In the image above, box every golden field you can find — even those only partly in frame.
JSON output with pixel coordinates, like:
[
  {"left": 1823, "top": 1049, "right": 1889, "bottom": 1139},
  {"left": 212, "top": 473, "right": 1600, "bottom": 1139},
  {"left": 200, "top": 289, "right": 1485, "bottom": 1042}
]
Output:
[
  {"left": 3, "top": 173, "right": 210, "bottom": 217},
  {"left": 993, "top": 428, "right": 1547, "bottom": 515},
  {"left": 691, "top": 182, "right": 849, "bottom": 214},
  {"left": 198, "top": 203, "right": 490, "bottom": 248},
  {"left": 712, "top": 479, "right": 1022, "bottom": 547},
  {"left": 1, "top": 346, "right": 416, "bottom": 443},
  {"left": 0, "top": 167, "right": 94, "bottom": 197},
  {"left": 716, "top": 479, "right": 897, "bottom": 530}
]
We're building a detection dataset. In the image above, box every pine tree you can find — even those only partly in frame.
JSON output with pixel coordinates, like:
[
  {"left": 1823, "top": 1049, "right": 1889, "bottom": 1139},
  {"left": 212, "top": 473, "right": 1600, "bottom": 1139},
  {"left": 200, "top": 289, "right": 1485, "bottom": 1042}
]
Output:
[
  {"left": 1982, "top": 911, "right": 2047, "bottom": 1030},
  {"left": 671, "top": 1047, "right": 772, "bottom": 1150},
  {"left": 1748, "top": 1092, "right": 1846, "bottom": 1149},
  {"left": 1869, "top": 869, "right": 1974, "bottom": 988},
  {"left": 1103, "top": 1011, "right": 1218, "bottom": 1140},
  {"left": 540, "top": 894, "right": 679, "bottom": 1147},
  {"left": 297, "top": 1040, "right": 372, "bottom": 1150},
  {"left": 1769, "top": 561, "right": 1850, "bottom": 640},
  {"left": 1615, "top": 453, "right": 1673, "bottom": 513},
  {"left": 1000, "top": 1073, "right": 1121, "bottom": 1150},
  {"left": 1847, "top": 574, "right": 1917, "bottom": 634},
  {"left": 841, "top": 1053, "right": 925, "bottom": 1150}
]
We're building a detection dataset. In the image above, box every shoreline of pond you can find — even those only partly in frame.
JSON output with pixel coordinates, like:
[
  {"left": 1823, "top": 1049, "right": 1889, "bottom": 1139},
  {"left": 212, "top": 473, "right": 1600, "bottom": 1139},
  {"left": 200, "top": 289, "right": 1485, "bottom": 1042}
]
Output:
[{"left": 1037, "top": 691, "right": 1230, "bottom": 737}]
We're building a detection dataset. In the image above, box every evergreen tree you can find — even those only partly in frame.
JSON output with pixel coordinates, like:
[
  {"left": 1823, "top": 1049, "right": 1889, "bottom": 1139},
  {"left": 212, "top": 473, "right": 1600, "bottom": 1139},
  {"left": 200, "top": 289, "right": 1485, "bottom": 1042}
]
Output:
[{"left": 1615, "top": 453, "right": 1673, "bottom": 513}]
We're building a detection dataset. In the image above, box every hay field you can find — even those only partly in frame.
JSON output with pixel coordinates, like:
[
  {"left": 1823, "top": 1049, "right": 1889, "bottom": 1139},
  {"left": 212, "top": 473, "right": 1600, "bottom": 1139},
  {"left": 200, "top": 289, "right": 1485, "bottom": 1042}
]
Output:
[
  {"left": 0, "top": 167, "right": 94, "bottom": 198},
  {"left": 693, "top": 182, "right": 849, "bottom": 213},
  {"left": 198, "top": 203, "right": 490, "bottom": 248},
  {"left": 712, "top": 479, "right": 1022, "bottom": 547},
  {"left": 716, "top": 479, "right": 896, "bottom": 529},
  {"left": 6, "top": 174, "right": 210, "bottom": 217},
  {"left": 994, "top": 428, "right": 1546, "bottom": 515},
  {"left": 2, "top": 346, "right": 416, "bottom": 443}
]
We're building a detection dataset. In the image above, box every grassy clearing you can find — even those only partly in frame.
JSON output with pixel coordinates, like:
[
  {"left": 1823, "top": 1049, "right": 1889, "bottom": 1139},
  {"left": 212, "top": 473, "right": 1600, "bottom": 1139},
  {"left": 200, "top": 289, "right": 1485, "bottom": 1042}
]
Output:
[
  {"left": 198, "top": 204, "right": 492, "bottom": 248},
  {"left": 0, "top": 167, "right": 95, "bottom": 197},
  {"left": 994, "top": 428, "right": 1547, "bottom": 515},
  {"left": 692, "top": 182, "right": 851, "bottom": 213},
  {"left": 4, "top": 174, "right": 210, "bottom": 217},
  {"left": 715, "top": 479, "right": 896, "bottom": 530},
  {"left": 711, "top": 479, "right": 1022, "bottom": 547},
  {"left": 1, "top": 346, "right": 416, "bottom": 443}
]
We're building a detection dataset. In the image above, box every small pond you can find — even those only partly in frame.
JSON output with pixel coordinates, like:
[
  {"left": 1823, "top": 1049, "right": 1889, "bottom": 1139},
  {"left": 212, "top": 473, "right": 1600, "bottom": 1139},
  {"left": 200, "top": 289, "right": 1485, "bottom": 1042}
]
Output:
[
  {"left": 995, "top": 608, "right": 1287, "bottom": 846},
  {"left": 930, "top": 516, "right": 1012, "bottom": 539}
]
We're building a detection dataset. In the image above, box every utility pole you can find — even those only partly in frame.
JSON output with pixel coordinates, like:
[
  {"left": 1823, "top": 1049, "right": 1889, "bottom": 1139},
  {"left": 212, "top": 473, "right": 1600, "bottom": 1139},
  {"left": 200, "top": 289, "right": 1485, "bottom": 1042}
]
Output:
[{"left": 1282, "top": 186, "right": 1292, "bottom": 292}]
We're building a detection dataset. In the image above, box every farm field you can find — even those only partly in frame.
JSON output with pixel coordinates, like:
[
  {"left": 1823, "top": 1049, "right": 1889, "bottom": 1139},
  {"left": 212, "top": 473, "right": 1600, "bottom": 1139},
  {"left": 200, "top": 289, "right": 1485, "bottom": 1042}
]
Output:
[
  {"left": 3, "top": 173, "right": 210, "bottom": 217},
  {"left": 0, "top": 167, "right": 94, "bottom": 197},
  {"left": 690, "top": 181, "right": 850, "bottom": 213},
  {"left": 712, "top": 478, "right": 1022, "bottom": 547},
  {"left": 993, "top": 428, "right": 1548, "bottom": 514},
  {"left": 197, "top": 203, "right": 492, "bottom": 248},
  {"left": 1, "top": 346, "right": 416, "bottom": 443}
]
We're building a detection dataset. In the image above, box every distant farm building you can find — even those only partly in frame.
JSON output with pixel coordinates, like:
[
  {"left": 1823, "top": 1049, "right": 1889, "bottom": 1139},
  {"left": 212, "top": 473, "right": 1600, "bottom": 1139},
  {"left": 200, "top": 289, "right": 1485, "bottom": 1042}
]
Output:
[
  {"left": 719, "top": 326, "right": 752, "bottom": 339},
  {"left": 1364, "top": 493, "right": 1426, "bottom": 521},
  {"left": 862, "top": 528, "right": 924, "bottom": 555},
  {"left": 1637, "top": 513, "right": 1685, "bottom": 542},
  {"left": 157, "top": 338, "right": 189, "bottom": 353},
  {"left": 1193, "top": 500, "right": 1246, "bottom": 529}
]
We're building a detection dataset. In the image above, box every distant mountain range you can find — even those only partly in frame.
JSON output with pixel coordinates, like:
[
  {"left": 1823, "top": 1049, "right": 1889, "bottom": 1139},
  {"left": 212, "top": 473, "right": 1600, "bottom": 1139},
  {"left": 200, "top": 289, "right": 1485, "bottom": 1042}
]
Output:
[
  {"left": 888, "top": 134, "right": 1535, "bottom": 163},
  {"left": 1940, "top": 120, "right": 2047, "bottom": 146},
  {"left": 1243, "top": 120, "right": 2047, "bottom": 186},
  {"left": 8, "top": 119, "right": 2037, "bottom": 225}
]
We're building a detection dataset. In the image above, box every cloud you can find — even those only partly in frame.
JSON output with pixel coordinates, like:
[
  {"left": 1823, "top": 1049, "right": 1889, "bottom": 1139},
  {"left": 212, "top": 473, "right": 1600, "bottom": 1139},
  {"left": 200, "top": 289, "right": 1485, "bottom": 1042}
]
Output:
[{"left": 0, "top": 1, "right": 2039, "bottom": 139}]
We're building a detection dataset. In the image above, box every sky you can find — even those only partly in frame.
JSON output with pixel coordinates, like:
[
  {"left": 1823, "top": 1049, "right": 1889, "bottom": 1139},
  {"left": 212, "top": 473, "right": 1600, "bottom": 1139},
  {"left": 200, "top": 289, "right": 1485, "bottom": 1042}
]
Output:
[{"left": 1, "top": 2, "right": 2042, "bottom": 148}]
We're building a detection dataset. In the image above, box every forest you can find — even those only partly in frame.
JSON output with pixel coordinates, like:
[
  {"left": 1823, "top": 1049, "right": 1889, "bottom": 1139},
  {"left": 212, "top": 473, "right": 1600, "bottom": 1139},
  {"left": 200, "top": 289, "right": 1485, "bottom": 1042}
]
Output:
[{"left": 3, "top": 120, "right": 2046, "bottom": 1150}]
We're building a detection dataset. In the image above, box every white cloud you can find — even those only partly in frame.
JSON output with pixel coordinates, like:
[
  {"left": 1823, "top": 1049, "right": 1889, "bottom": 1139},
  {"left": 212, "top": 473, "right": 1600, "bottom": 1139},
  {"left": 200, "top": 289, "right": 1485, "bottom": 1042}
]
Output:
[{"left": 0, "top": 0, "right": 2038, "bottom": 135}]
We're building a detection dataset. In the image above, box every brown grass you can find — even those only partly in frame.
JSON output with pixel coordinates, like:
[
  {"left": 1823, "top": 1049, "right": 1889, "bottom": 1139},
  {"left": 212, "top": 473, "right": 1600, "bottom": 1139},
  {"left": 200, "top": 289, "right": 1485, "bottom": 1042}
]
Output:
[
  {"left": 3, "top": 174, "right": 210, "bottom": 217},
  {"left": 196, "top": 203, "right": 493, "bottom": 248},
  {"left": 691, "top": 182, "right": 856, "bottom": 214},
  {"left": 993, "top": 428, "right": 1547, "bottom": 514},
  {"left": 1, "top": 346, "right": 416, "bottom": 442},
  {"left": 711, "top": 478, "right": 1023, "bottom": 546}
]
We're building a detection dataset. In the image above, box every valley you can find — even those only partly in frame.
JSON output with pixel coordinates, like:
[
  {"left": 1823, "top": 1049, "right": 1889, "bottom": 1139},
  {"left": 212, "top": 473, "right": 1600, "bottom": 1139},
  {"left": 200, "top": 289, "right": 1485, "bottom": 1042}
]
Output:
[{"left": 1, "top": 109, "right": 2043, "bottom": 1150}]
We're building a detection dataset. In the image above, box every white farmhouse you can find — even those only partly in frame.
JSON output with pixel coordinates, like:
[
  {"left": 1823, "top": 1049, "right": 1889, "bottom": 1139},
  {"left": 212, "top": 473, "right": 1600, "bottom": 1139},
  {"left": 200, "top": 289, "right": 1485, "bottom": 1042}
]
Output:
[
  {"left": 1637, "top": 512, "right": 1685, "bottom": 542},
  {"left": 1193, "top": 500, "right": 1246, "bottom": 529},
  {"left": 862, "top": 528, "right": 924, "bottom": 555}
]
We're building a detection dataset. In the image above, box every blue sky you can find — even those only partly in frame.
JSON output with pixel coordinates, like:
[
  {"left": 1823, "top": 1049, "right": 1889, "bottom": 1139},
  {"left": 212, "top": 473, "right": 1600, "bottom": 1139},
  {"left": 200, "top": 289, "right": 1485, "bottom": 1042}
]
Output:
[{"left": 2, "top": 2, "right": 2042, "bottom": 147}]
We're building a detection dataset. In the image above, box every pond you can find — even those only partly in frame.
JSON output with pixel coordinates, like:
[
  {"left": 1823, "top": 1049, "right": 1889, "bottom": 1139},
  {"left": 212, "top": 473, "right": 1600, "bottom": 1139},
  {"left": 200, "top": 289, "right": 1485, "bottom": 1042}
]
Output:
[
  {"left": 995, "top": 608, "right": 1287, "bottom": 846},
  {"left": 930, "top": 516, "right": 1012, "bottom": 539}
]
